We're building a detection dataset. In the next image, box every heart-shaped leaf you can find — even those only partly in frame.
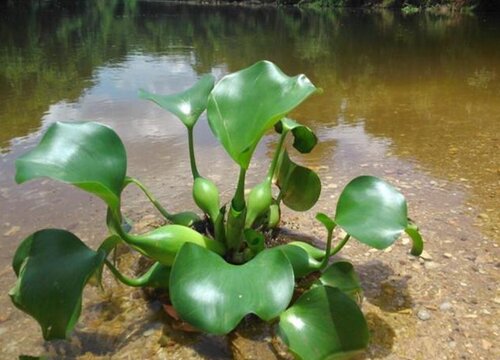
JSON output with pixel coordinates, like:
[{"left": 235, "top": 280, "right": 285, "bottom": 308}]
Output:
[
  {"left": 170, "top": 243, "right": 294, "bottom": 334},
  {"left": 15, "top": 122, "right": 127, "bottom": 210},
  {"left": 139, "top": 74, "right": 215, "bottom": 129},
  {"left": 316, "top": 261, "right": 363, "bottom": 301},
  {"left": 275, "top": 150, "right": 321, "bottom": 211},
  {"left": 275, "top": 118, "right": 317, "bottom": 153},
  {"left": 335, "top": 176, "right": 408, "bottom": 249},
  {"left": 10, "top": 229, "right": 105, "bottom": 340},
  {"left": 207, "top": 61, "right": 318, "bottom": 169},
  {"left": 278, "top": 286, "right": 369, "bottom": 360}
]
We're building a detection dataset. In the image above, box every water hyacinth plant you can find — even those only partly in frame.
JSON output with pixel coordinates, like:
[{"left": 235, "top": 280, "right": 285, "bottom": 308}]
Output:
[{"left": 10, "top": 60, "right": 424, "bottom": 359}]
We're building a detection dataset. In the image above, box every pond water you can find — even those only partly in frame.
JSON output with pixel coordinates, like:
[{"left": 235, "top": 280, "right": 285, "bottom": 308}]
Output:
[{"left": 0, "top": 1, "right": 499, "bottom": 359}]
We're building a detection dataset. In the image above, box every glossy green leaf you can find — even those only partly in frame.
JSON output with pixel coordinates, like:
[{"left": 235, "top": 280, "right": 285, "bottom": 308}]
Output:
[
  {"left": 123, "top": 224, "right": 226, "bottom": 266},
  {"left": 315, "top": 212, "right": 336, "bottom": 232},
  {"left": 274, "top": 244, "right": 322, "bottom": 278},
  {"left": 335, "top": 176, "right": 408, "bottom": 250},
  {"left": 316, "top": 261, "right": 363, "bottom": 302},
  {"left": 207, "top": 61, "right": 318, "bottom": 169},
  {"left": 275, "top": 118, "right": 317, "bottom": 153},
  {"left": 278, "top": 286, "right": 369, "bottom": 360},
  {"left": 15, "top": 122, "right": 126, "bottom": 210},
  {"left": 170, "top": 243, "right": 294, "bottom": 334},
  {"left": 405, "top": 223, "right": 424, "bottom": 256},
  {"left": 9, "top": 229, "right": 105, "bottom": 340},
  {"left": 139, "top": 74, "right": 215, "bottom": 128},
  {"left": 275, "top": 150, "right": 321, "bottom": 211}
]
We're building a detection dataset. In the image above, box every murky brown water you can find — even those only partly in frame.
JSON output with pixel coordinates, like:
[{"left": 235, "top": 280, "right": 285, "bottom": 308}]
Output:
[{"left": 0, "top": 1, "right": 499, "bottom": 359}]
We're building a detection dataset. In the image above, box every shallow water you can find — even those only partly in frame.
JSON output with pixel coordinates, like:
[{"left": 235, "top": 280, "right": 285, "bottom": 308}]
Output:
[{"left": 0, "top": 1, "right": 499, "bottom": 358}]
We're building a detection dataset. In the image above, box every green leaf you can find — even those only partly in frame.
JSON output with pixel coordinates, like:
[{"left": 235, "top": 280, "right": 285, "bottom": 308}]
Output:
[
  {"left": 316, "top": 261, "right": 363, "bottom": 302},
  {"left": 335, "top": 176, "right": 408, "bottom": 250},
  {"left": 139, "top": 74, "right": 215, "bottom": 129},
  {"left": 275, "top": 150, "right": 321, "bottom": 211},
  {"left": 207, "top": 61, "right": 318, "bottom": 169},
  {"left": 170, "top": 243, "right": 294, "bottom": 334},
  {"left": 15, "top": 122, "right": 126, "bottom": 210},
  {"left": 275, "top": 118, "right": 317, "bottom": 153},
  {"left": 405, "top": 223, "right": 424, "bottom": 256},
  {"left": 274, "top": 244, "right": 321, "bottom": 278},
  {"left": 278, "top": 286, "right": 369, "bottom": 360},
  {"left": 315, "top": 212, "right": 336, "bottom": 233},
  {"left": 9, "top": 229, "right": 105, "bottom": 340}
]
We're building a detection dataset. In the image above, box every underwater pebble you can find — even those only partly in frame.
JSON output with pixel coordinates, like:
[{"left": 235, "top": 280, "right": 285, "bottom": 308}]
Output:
[
  {"left": 439, "top": 302, "right": 453, "bottom": 311},
  {"left": 417, "top": 308, "right": 431, "bottom": 321},
  {"left": 477, "top": 213, "right": 489, "bottom": 220},
  {"left": 143, "top": 322, "right": 163, "bottom": 337},
  {"left": 443, "top": 253, "right": 453, "bottom": 259},
  {"left": 420, "top": 250, "right": 433, "bottom": 261},
  {"left": 143, "top": 329, "right": 156, "bottom": 337},
  {"left": 3, "top": 226, "right": 20, "bottom": 237},
  {"left": 482, "top": 340, "right": 492, "bottom": 350},
  {"left": 425, "top": 262, "right": 440, "bottom": 270}
]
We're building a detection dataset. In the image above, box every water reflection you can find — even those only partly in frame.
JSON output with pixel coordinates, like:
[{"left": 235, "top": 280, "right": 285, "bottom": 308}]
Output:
[
  {"left": 0, "top": 0, "right": 498, "bottom": 231},
  {"left": 0, "top": 0, "right": 498, "bottom": 234}
]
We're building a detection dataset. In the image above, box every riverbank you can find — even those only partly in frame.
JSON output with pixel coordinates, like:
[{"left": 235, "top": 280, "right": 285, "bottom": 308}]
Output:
[
  {"left": 166, "top": 0, "right": 499, "bottom": 12},
  {"left": 299, "top": 0, "right": 499, "bottom": 13}
]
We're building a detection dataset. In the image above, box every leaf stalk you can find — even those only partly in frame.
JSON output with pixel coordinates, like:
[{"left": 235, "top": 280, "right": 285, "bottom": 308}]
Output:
[
  {"left": 187, "top": 127, "right": 200, "bottom": 179},
  {"left": 124, "top": 176, "right": 173, "bottom": 221}
]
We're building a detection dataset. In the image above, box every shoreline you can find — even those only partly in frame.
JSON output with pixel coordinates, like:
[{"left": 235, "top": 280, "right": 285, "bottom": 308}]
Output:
[{"left": 153, "top": 1, "right": 499, "bottom": 13}]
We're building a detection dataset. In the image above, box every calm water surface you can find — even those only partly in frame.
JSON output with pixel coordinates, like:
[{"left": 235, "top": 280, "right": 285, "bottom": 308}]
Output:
[{"left": 0, "top": 1, "right": 499, "bottom": 357}]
